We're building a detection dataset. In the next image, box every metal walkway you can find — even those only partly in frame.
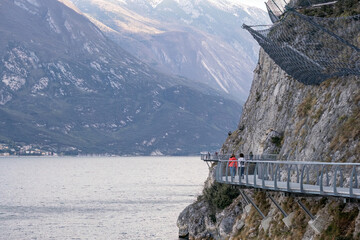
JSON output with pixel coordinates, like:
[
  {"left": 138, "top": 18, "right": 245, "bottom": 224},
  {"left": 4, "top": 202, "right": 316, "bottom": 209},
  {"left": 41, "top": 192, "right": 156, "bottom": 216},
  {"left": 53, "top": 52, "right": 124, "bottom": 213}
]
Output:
[{"left": 201, "top": 154, "right": 360, "bottom": 199}]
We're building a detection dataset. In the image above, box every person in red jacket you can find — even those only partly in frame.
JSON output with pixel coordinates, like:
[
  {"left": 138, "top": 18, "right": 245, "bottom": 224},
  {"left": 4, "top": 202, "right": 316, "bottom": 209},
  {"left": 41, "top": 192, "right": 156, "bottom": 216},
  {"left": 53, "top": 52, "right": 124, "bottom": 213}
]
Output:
[{"left": 229, "top": 154, "right": 238, "bottom": 180}]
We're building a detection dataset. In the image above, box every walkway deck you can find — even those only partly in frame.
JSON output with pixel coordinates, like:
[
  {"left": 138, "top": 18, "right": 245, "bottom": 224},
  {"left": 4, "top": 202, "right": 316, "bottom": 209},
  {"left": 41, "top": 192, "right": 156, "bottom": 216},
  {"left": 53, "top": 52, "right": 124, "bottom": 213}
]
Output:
[{"left": 202, "top": 154, "right": 360, "bottom": 200}]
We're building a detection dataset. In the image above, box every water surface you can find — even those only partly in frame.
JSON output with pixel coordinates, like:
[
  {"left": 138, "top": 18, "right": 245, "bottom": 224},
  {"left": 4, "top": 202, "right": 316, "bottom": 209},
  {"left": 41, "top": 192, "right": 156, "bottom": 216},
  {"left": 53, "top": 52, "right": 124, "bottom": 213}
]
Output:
[{"left": 0, "top": 156, "right": 208, "bottom": 239}]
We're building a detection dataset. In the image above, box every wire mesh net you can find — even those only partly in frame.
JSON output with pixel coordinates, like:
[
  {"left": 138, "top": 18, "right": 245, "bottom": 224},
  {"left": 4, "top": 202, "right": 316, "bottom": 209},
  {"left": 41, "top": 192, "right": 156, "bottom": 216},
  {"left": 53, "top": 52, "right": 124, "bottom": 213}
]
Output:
[
  {"left": 243, "top": 11, "right": 360, "bottom": 85},
  {"left": 266, "top": 0, "right": 289, "bottom": 22},
  {"left": 265, "top": 0, "right": 340, "bottom": 23}
]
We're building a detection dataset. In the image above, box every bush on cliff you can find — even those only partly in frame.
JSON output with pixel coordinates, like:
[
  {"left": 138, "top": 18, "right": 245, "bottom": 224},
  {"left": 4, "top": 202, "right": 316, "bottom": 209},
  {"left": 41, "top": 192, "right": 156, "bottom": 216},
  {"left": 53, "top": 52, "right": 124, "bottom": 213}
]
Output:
[{"left": 202, "top": 182, "right": 239, "bottom": 210}]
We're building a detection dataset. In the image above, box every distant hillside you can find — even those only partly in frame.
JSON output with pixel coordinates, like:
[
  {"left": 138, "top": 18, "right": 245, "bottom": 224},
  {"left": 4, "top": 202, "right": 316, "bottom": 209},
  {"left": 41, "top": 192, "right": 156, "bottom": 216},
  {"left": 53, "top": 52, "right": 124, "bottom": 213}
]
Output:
[
  {"left": 0, "top": 0, "right": 242, "bottom": 155},
  {"left": 69, "top": 0, "right": 270, "bottom": 103}
]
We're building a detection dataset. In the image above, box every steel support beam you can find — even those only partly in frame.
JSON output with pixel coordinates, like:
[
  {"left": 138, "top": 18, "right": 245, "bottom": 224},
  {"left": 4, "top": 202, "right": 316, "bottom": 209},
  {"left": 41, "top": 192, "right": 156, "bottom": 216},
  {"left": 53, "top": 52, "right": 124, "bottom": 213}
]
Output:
[
  {"left": 297, "top": 199, "right": 315, "bottom": 220},
  {"left": 239, "top": 190, "right": 250, "bottom": 205},
  {"left": 242, "top": 191, "right": 266, "bottom": 219},
  {"left": 268, "top": 193, "right": 288, "bottom": 217}
]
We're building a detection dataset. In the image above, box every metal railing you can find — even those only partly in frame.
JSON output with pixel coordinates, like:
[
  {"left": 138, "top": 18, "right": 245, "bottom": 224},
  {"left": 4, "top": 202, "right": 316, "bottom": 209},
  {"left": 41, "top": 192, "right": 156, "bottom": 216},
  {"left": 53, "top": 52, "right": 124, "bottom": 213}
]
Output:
[
  {"left": 214, "top": 160, "right": 360, "bottom": 199},
  {"left": 200, "top": 153, "right": 279, "bottom": 162}
]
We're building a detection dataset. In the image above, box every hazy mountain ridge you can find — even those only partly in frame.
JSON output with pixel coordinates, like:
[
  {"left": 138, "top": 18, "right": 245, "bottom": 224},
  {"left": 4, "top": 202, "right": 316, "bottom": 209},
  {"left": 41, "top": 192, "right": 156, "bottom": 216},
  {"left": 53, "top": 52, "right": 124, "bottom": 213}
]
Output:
[
  {"left": 0, "top": 0, "right": 242, "bottom": 155},
  {"left": 69, "top": 0, "right": 270, "bottom": 103}
]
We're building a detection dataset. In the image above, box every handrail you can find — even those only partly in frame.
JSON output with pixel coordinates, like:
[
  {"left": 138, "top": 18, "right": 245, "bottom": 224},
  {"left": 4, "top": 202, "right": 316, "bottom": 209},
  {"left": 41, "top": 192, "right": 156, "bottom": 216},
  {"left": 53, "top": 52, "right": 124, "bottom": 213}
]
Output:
[
  {"left": 206, "top": 157, "right": 360, "bottom": 199},
  {"left": 200, "top": 153, "right": 279, "bottom": 161},
  {"left": 217, "top": 159, "right": 360, "bottom": 166}
]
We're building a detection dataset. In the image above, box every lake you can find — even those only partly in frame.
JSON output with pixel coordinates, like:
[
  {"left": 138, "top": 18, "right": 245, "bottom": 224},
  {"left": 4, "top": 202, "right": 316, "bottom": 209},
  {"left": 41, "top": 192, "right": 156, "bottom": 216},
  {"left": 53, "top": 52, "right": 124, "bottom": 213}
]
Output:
[{"left": 0, "top": 156, "right": 209, "bottom": 239}]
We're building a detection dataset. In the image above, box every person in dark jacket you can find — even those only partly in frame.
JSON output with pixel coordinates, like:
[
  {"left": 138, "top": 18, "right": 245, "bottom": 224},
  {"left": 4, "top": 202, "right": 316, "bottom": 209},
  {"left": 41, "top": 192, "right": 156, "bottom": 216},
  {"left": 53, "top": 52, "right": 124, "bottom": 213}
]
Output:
[{"left": 238, "top": 153, "right": 245, "bottom": 180}]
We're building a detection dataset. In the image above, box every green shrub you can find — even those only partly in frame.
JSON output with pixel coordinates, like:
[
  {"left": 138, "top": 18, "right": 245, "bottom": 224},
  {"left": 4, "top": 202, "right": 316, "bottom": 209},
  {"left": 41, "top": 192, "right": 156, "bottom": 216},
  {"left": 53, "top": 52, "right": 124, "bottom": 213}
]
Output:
[
  {"left": 271, "top": 136, "right": 283, "bottom": 148},
  {"left": 203, "top": 182, "right": 239, "bottom": 210}
]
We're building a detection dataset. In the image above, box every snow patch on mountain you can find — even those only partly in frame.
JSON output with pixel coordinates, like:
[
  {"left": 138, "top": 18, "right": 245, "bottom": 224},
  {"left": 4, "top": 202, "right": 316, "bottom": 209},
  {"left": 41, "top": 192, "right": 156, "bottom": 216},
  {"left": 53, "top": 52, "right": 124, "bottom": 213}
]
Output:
[
  {"left": 90, "top": 61, "right": 102, "bottom": 71},
  {"left": 14, "top": 0, "right": 38, "bottom": 15},
  {"left": 207, "top": 0, "right": 258, "bottom": 14},
  {"left": 32, "top": 77, "right": 49, "bottom": 93},
  {"left": 64, "top": 20, "right": 75, "bottom": 38},
  {"left": 147, "top": 0, "right": 162, "bottom": 8},
  {"left": 0, "top": 91, "right": 12, "bottom": 105},
  {"left": 201, "top": 60, "right": 229, "bottom": 94},
  {"left": 150, "top": 149, "right": 164, "bottom": 156},
  {"left": 46, "top": 12, "right": 61, "bottom": 34},
  {"left": 26, "top": 0, "right": 40, "bottom": 7},
  {"left": 143, "top": 137, "right": 156, "bottom": 146},
  {"left": 2, "top": 74, "right": 26, "bottom": 91},
  {"left": 174, "top": 0, "right": 201, "bottom": 19}
]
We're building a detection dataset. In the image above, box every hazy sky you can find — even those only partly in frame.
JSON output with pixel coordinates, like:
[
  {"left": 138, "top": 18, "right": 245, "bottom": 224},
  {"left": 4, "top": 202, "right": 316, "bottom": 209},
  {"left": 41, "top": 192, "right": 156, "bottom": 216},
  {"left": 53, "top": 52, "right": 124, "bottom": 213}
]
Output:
[{"left": 241, "top": 0, "right": 267, "bottom": 11}]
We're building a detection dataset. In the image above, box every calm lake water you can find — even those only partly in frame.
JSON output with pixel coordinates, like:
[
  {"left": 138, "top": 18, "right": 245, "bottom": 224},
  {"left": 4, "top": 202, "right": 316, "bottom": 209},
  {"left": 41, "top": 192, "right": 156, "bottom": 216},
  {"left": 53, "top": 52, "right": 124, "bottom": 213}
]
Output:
[{"left": 0, "top": 156, "right": 209, "bottom": 240}]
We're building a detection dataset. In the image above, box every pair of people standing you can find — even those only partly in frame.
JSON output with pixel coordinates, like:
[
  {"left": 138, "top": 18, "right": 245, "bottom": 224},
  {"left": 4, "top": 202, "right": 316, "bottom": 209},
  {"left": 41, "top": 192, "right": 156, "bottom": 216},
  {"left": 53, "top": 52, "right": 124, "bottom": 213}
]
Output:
[{"left": 228, "top": 153, "right": 245, "bottom": 180}]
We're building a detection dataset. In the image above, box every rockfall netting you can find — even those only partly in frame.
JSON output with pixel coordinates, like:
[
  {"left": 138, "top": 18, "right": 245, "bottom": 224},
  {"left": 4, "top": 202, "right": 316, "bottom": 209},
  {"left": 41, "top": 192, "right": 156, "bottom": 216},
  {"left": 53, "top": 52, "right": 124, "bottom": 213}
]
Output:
[
  {"left": 266, "top": 0, "right": 289, "bottom": 23},
  {"left": 243, "top": 11, "right": 360, "bottom": 85},
  {"left": 265, "top": 0, "right": 338, "bottom": 23}
]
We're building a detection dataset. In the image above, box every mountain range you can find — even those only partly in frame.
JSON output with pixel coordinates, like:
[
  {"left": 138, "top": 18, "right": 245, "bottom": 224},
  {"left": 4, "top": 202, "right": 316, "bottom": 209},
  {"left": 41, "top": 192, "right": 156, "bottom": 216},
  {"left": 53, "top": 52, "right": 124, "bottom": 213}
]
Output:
[
  {"left": 0, "top": 0, "right": 242, "bottom": 155},
  {"left": 68, "top": 0, "right": 270, "bottom": 103}
]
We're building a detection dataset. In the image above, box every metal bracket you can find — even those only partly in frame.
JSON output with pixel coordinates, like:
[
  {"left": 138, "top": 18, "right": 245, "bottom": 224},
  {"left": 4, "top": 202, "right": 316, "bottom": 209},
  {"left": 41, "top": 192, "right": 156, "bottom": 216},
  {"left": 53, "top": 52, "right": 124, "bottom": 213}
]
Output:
[
  {"left": 205, "top": 161, "right": 211, "bottom": 169},
  {"left": 239, "top": 190, "right": 250, "bottom": 205},
  {"left": 297, "top": 199, "right": 315, "bottom": 220},
  {"left": 241, "top": 191, "right": 266, "bottom": 219},
  {"left": 267, "top": 193, "right": 288, "bottom": 217}
]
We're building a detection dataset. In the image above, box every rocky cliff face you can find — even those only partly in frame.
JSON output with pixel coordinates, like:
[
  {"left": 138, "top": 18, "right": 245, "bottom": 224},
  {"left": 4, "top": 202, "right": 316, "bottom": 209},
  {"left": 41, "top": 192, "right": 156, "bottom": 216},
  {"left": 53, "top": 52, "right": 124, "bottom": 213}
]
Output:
[
  {"left": 223, "top": 49, "right": 359, "bottom": 163},
  {"left": 177, "top": 46, "right": 360, "bottom": 239}
]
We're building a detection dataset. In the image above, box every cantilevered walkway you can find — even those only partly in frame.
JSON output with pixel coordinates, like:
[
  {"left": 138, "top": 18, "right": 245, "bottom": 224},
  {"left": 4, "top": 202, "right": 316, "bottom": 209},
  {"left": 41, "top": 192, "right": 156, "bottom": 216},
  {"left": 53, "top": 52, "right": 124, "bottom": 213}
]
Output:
[{"left": 201, "top": 154, "right": 360, "bottom": 200}]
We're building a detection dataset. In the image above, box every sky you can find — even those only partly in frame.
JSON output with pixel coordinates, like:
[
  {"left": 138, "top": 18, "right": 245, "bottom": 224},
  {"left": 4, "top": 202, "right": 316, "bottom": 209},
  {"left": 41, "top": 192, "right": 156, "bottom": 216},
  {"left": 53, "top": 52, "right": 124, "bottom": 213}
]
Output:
[{"left": 241, "top": 0, "right": 267, "bottom": 11}]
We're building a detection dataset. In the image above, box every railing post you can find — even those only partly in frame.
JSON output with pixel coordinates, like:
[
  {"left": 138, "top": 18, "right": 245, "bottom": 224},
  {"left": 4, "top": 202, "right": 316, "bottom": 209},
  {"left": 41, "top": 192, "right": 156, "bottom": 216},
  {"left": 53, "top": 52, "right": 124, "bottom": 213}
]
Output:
[
  {"left": 217, "top": 161, "right": 220, "bottom": 182},
  {"left": 340, "top": 167, "right": 344, "bottom": 187},
  {"left": 218, "top": 162, "right": 222, "bottom": 182},
  {"left": 295, "top": 165, "right": 299, "bottom": 183},
  {"left": 215, "top": 163, "right": 218, "bottom": 181},
  {"left": 269, "top": 164, "right": 274, "bottom": 180},
  {"left": 246, "top": 162, "right": 249, "bottom": 186},
  {"left": 333, "top": 166, "right": 338, "bottom": 195},
  {"left": 262, "top": 163, "right": 266, "bottom": 188},
  {"left": 274, "top": 165, "right": 279, "bottom": 190},
  {"left": 264, "top": 163, "right": 270, "bottom": 180},
  {"left": 326, "top": 168, "right": 329, "bottom": 186},
  {"left": 225, "top": 161, "right": 229, "bottom": 183},
  {"left": 239, "top": 161, "right": 242, "bottom": 184},
  {"left": 350, "top": 166, "right": 355, "bottom": 197},
  {"left": 306, "top": 166, "right": 309, "bottom": 184},
  {"left": 316, "top": 165, "right": 320, "bottom": 185},
  {"left": 320, "top": 165, "right": 324, "bottom": 194},
  {"left": 300, "top": 165, "right": 306, "bottom": 193},
  {"left": 287, "top": 164, "right": 291, "bottom": 191},
  {"left": 355, "top": 167, "right": 358, "bottom": 188},
  {"left": 254, "top": 163, "right": 258, "bottom": 186},
  {"left": 221, "top": 162, "right": 224, "bottom": 182}
]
